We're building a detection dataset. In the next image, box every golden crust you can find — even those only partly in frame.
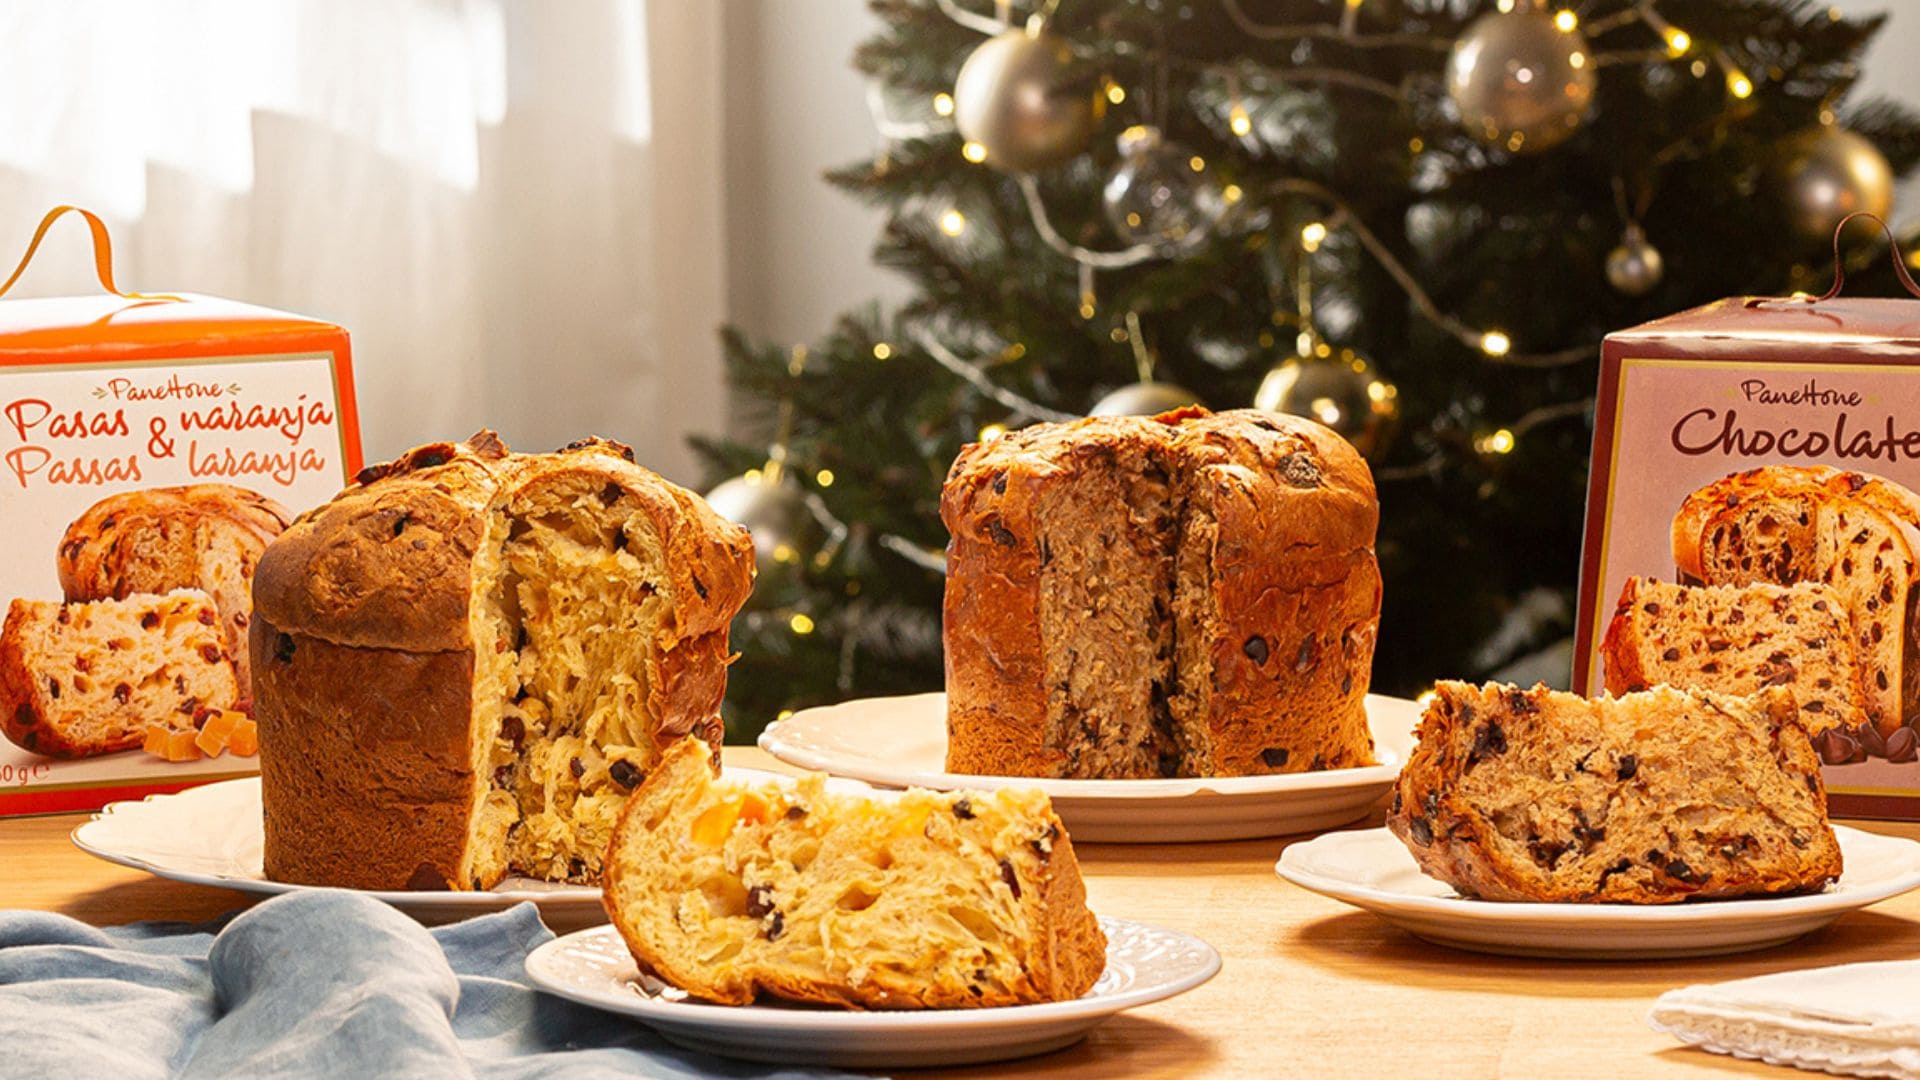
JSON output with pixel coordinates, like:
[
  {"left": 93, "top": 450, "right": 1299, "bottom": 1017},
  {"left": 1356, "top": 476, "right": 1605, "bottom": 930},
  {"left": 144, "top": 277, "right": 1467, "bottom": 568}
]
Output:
[{"left": 57, "top": 483, "right": 292, "bottom": 600}]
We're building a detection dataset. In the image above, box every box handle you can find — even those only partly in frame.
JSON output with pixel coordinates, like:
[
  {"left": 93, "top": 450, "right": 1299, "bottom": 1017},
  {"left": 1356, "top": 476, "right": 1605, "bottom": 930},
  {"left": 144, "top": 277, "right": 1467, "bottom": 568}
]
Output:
[
  {"left": 0, "top": 205, "right": 181, "bottom": 302},
  {"left": 1747, "top": 211, "right": 1920, "bottom": 308}
]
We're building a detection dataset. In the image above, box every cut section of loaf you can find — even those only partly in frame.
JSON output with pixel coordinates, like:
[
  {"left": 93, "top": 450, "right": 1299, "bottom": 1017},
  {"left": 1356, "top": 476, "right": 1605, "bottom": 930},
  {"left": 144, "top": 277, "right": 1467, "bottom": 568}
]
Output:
[
  {"left": 1387, "top": 682, "right": 1840, "bottom": 903},
  {"left": 604, "top": 737, "right": 1107, "bottom": 1008},
  {"left": 0, "top": 590, "right": 240, "bottom": 758},
  {"left": 58, "top": 484, "right": 291, "bottom": 700},
  {"left": 1601, "top": 577, "right": 1864, "bottom": 733},
  {"left": 941, "top": 407, "right": 1379, "bottom": 779},
  {"left": 1673, "top": 466, "right": 1920, "bottom": 735},
  {"left": 254, "top": 432, "right": 754, "bottom": 891}
]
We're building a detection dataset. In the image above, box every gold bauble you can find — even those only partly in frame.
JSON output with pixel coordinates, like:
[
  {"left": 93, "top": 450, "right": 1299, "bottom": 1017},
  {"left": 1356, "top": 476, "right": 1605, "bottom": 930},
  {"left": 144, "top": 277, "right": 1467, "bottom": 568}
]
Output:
[
  {"left": 1253, "top": 352, "right": 1397, "bottom": 458},
  {"left": 1088, "top": 381, "right": 1202, "bottom": 417},
  {"left": 1604, "top": 225, "right": 1664, "bottom": 297},
  {"left": 1446, "top": 9, "right": 1595, "bottom": 155},
  {"left": 952, "top": 25, "right": 1101, "bottom": 172},
  {"left": 1771, "top": 126, "right": 1895, "bottom": 243}
]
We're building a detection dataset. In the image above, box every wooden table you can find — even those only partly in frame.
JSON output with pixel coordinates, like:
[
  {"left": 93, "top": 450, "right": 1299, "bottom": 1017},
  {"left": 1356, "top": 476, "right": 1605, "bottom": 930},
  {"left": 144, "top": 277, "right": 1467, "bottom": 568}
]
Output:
[{"left": 10, "top": 747, "right": 1920, "bottom": 1078}]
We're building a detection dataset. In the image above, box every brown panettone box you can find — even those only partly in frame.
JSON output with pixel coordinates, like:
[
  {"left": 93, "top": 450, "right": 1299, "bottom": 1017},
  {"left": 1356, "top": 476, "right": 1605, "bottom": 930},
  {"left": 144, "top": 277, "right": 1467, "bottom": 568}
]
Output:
[
  {"left": 1575, "top": 294, "right": 1920, "bottom": 819},
  {"left": 0, "top": 208, "right": 361, "bottom": 816}
]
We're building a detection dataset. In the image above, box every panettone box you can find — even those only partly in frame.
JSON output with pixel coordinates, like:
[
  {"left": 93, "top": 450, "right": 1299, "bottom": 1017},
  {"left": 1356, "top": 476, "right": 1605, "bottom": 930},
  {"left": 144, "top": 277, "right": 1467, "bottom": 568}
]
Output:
[
  {"left": 1574, "top": 295, "right": 1920, "bottom": 819},
  {"left": 0, "top": 210, "right": 361, "bottom": 815}
]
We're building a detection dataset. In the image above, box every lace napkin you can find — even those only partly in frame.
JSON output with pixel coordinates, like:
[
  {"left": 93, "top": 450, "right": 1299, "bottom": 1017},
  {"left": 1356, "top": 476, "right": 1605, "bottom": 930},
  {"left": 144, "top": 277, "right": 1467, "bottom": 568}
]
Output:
[{"left": 1649, "top": 960, "right": 1920, "bottom": 1079}]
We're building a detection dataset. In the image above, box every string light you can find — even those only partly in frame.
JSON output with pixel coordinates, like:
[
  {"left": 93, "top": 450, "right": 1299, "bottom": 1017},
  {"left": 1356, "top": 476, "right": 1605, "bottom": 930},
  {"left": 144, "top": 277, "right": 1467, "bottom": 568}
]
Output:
[
  {"left": 979, "top": 422, "right": 1008, "bottom": 442},
  {"left": 871, "top": 342, "right": 892, "bottom": 360},
  {"left": 815, "top": 469, "right": 835, "bottom": 487},
  {"left": 1476, "top": 428, "right": 1517, "bottom": 455},
  {"left": 1105, "top": 81, "right": 1127, "bottom": 105},
  {"left": 961, "top": 140, "right": 988, "bottom": 163},
  {"left": 932, "top": 92, "right": 955, "bottom": 117},
  {"left": 790, "top": 613, "right": 816, "bottom": 635},
  {"left": 742, "top": 467, "right": 763, "bottom": 484},
  {"left": 1188, "top": 155, "right": 1207, "bottom": 172},
  {"left": 1480, "top": 330, "right": 1512, "bottom": 357},
  {"left": 1552, "top": 9, "right": 1578, "bottom": 32},
  {"left": 776, "top": 709, "right": 795, "bottom": 722},
  {"left": 939, "top": 208, "right": 967, "bottom": 236},
  {"left": 1727, "top": 70, "right": 1754, "bottom": 99},
  {"left": 773, "top": 542, "right": 799, "bottom": 564},
  {"left": 1230, "top": 105, "right": 1252, "bottom": 137},
  {"left": 1663, "top": 28, "right": 1690, "bottom": 55},
  {"left": 1300, "top": 221, "right": 1328, "bottom": 251},
  {"left": 1222, "top": 183, "right": 1244, "bottom": 204}
]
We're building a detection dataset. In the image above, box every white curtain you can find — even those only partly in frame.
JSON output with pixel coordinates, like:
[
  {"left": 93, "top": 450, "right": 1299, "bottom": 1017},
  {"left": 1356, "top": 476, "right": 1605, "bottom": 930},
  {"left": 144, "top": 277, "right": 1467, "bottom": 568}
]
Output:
[{"left": 0, "top": 0, "right": 727, "bottom": 483}]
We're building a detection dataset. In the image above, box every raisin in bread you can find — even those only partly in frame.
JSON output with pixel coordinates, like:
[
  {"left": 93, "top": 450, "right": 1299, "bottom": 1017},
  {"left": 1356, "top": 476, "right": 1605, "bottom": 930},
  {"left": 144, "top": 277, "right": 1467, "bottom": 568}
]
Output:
[
  {"left": 252, "top": 431, "right": 754, "bottom": 891},
  {"left": 1387, "top": 682, "right": 1840, "bottom": 903},
  {"left": 1673, "top": 465, "right": 1920, "bottom": 735},
  {"left": 0, "top": 590, "right": 239, "bottom": 758},
  {"left": 942, "top": 407, "right": 1379, "bottom": 779},
  {"left": 1601, "top": 577, "right": 1865, "bottom": 733},
  {"left": 603, "top": 737, "right": 1105, "bottom": 1008},
  {"left": 58, "top": 484, "right": 291, "bottom": 700}
]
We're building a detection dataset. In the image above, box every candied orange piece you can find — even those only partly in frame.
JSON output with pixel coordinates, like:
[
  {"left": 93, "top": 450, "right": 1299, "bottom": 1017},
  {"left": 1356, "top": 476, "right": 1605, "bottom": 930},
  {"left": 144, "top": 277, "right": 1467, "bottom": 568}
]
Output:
[
  {"left": 226, "top": 717, "right": 258, "bottom": 757},
  {"left": 142, "top": 724, "right": 170, "bottom": 757},
  {"left": 194, "top": 709, "right": 239, "bottom": 758},
  {"left": 163, "top": 728, "right": 202, "bottom": 762}
]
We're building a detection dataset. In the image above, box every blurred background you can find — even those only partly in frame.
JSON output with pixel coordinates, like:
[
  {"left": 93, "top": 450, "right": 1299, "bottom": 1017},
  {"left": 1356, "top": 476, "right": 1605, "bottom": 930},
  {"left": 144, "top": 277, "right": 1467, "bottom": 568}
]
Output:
[{"left": 2, "top": 1, "right": 1917, "bottom": 733}]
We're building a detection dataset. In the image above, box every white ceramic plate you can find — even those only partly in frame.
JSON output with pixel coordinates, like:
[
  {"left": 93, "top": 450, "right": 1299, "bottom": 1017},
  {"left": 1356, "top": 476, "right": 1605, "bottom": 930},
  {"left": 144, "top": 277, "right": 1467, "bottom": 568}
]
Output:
[
  {"left": 70, "top": 767, "right": 792, "bottom": 927},
  {"left": 524, "top": 917, "right": 1219, "bottom": 1068},
  {"left": 757, "top": 691, "right": 1419, "bottom": 843},
  {"left": 1277, "top": 825, "right": 1920, "bottom": 959}
]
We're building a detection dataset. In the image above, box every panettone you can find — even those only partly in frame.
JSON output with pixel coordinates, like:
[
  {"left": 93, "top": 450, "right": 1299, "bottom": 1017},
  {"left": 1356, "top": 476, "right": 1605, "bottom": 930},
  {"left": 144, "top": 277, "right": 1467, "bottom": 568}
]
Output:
[
  {"left": 57, "top": 484, "right": 291, "bottom": 698},
  {"left": 1387, "top": 681, "right": 1841, "bottom": 903},
  {"left": 603, "top": 736, "right": 1106, "bottom": 1008},
  {"left": 252, "top": 431, "right": 754, "bottom": 891},
  {"left": 940, "top": 407, "right": 1380, "bottom": 779},
  {"left": 1673, "top": 465, "right": 1920, "bottom": 735}
]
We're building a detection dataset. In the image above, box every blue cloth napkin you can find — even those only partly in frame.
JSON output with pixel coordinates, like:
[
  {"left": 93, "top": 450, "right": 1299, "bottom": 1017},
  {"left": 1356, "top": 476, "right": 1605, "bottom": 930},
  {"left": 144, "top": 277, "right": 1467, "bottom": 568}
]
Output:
[{"left": 0, "top": 890, "right": 854, "bottom": 1079}]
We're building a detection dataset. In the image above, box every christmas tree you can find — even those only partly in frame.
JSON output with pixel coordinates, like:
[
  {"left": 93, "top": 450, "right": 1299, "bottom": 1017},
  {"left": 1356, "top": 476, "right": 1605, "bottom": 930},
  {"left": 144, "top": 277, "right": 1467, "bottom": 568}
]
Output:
[{"left": 695, "top": 0, "right": 1920, "bottom": 739}]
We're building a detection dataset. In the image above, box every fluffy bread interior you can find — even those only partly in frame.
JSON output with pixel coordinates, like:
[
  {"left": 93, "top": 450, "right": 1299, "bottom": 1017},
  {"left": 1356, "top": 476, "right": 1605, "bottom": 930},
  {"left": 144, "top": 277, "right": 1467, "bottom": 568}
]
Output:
[
  {"left": 464, "top": 473, "right": 676, "bottom": 888},
  {"left": 603, "top": 738, "right": 1106, "bottom": 1008}
]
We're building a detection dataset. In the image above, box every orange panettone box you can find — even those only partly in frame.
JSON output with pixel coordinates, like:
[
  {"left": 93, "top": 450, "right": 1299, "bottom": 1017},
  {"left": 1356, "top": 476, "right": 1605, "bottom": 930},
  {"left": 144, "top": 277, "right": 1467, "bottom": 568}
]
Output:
[{"left": 0, "top": 207, "right": 362, "bottom": 816}]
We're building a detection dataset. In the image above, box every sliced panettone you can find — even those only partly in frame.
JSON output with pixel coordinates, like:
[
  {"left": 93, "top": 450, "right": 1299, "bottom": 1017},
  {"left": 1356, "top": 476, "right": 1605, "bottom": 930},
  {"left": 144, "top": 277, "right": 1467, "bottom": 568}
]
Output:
[
  {"left": 1601, "top": 577, "right": 1865, "bottom": 733},
  {"left": 0, "top": 590, "right": 240, "bottom": 758},
  {"left": 1387, "top": 682, "right": 1840, "bottom": 904},
  {"left": 254, "top": 432, "right": 755, "bottom": 891},
  {"left": 602, "top": 737, "right": 1107, "bottom": 1008},
  {"left": 1673, "top": 465, "right": 1920, "bottom": 735}
]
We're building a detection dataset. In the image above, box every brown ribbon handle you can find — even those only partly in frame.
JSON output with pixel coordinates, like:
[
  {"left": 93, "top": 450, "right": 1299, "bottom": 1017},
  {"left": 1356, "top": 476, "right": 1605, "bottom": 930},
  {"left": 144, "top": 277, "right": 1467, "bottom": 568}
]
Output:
[
  {"left": 0, "top": 205, "right": 181, "bottom": 303},
  {"left": 1749, "top": 211, "right": 1920, "bottom": 307}
]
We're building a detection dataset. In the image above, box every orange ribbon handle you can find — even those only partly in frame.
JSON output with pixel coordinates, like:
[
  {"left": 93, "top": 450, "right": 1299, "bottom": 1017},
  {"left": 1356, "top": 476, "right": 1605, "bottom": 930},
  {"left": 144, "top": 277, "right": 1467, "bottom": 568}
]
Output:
[{"left": 0, "top": 205, "right": 181, "bottom": 302}]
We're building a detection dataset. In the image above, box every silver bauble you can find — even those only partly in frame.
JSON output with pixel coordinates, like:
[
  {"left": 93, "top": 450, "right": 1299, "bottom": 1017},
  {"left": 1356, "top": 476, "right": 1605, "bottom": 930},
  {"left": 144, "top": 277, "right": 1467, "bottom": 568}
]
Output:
[
  {"left": 952, "top": 25, "right": 1100, "bottom": 172},
  {"left": 1088, "top": 381, "right": 1202, "bottom": 417},
  {"left": 1605, "top": 225, "right": 1664, "bottom": 297},
  {"left": 703, "top": 472, "right": 824, "bottom": 587},
  {"left": 1446, "top": 9, "right": 1595, "bottom": 154},
  {"left": 1253, "top": 350, "right": 1397, "bottom": 458},
  {"left": 1771, "top": 126, "right": 1895, "bottom": 243},
  {"left": 1102, "top": 126, "right": 1228, "bottom": 250}
]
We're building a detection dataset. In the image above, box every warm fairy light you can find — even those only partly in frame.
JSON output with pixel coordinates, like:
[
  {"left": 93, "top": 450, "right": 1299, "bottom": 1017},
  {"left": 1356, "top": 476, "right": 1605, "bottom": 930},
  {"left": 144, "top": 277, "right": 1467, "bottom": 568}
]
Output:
[
  {"left": 961, "top": 140, "right": 988, "bottom": 163},
  {"left": 813, "top": 550, "right": 833, "bottom": 569},
  {"left": 939, "top": 208, "right": 967, "bottom": 236},
  {"left": 742, "top": 467, "right": 764, "bottom": 484},
  {"left": 1005, "top": 342, "right": 1027, "bottom": 360},
  {"left": 1300, "top": 221, "right": 1328, "bottom": 251},
  {"left": 1229, "top": 106, "right": 1252, "bottom": 137},
  {"left": 1188, "top": 155, "right": 1206, "bottom": 172},
  {"left": 789, "top": 613, "right": 816, "bottom": 635},
  {"left": 1496, "top": 0, "right": 1516, "bottom": 12},
  {"left": 1310, "top": 397, "right": 1342, "bottom": 425},
  {"left": 979, "top": 422, "right": 1009, "bottom": 442},
  {"left": 815, "top": 469, "right": 835, "bottom": 487},
  {"left": 1663, "top": 28, "right": 1691, "bottom": 56},
  {"left": 1408, "top": 137, "right": 1424, "bottom": 154},
  {"left": 1296, "top": 331, "right": 1314, "bottom": 356},
  {"left": 1367, "top": 380, "right": 1390, "bottom": 403},
  {"left": 1552, "top": 9, "right": 1577, "bottom": 32},
  {"left": 871, "top": 342, "right": 892, "bottom": 360},
  {"left": 1690, "top": 59, "right": 1708, "bottom": 78},
  {"left": 1222, "top": 183, "right": 1243, "bottom": 204},
  {"left": 1314, "top": 341, "right": 1332, "bottom": 359},
  {"left": 933, "top": 92, "right": 955, "bottom": 117},
  {"left": 1567, "top": 50, "right": 1587, "bottom": 70},
  {"left": 1480, "top": 330, "right": 1512, "bottom": 357},
  {"left": 1416, "top": 689, "right": 1438, "bottom": 709},
  {"left": 1105, "top": 81, "right": 1127, "bottom": 105},
  {"left": 1078, "top": 296, "right": 1096, "bottom": 319},
  {"left": 1819, "top": 108, "right": 1837, "bottom": 126},
  {"left": 776, "top": 709, "right": 795, "bottom": 722},
  {"left": 1727, "top": 71, "right": 1754, "bottom": 99},
  {"left": 773, "top": 543, "right": 798, "bottom": 564},
  {"left": 1479, "top": 428, "right": 1516, "bottom": 455}
]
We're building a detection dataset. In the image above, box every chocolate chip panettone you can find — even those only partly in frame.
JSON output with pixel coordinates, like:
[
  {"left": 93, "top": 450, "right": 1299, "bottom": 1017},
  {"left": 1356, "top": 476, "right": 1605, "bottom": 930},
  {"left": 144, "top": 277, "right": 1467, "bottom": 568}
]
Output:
[
  {"left": 1387, "top": 682, "right": 1841, "bottom": 904},
  {"left": 941, "top": 407, "right": 1379, "bottom": 779},
  {"left": 57, "top": 484, "right": 292, "bottom": 697},
  {"left": 603, "top": 736, "right": 1105, "bottom": 1008},
  {"left": 252, "top": 431, "right": 754, "bottom": 891},
  {"left": 1673, "top": 465, "right": 1920, "bottom": 735}
]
